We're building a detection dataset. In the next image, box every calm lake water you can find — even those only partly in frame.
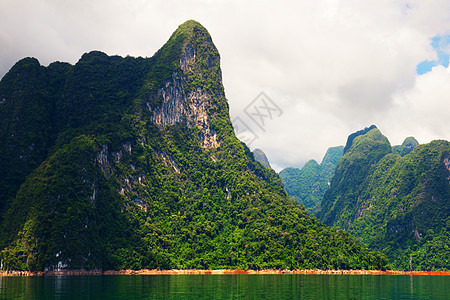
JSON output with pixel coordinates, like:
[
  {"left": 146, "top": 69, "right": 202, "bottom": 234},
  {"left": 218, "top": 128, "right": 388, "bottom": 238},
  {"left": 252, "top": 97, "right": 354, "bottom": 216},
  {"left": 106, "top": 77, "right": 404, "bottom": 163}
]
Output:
[{"left": 0, "top": 274, "right": 448, "bottom": 299}]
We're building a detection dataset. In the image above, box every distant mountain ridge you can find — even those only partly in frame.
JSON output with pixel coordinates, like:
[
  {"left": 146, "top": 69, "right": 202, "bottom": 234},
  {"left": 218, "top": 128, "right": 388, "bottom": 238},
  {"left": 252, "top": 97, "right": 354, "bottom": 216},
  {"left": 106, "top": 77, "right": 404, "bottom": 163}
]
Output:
[
  {"left": 392, "top": 137, "right": 419, "bottom": 157},
  {"left": 252, "top": 148, "right": 272, "bottom": 169},
  {"left": 279, "top": 146, "right": 343, "bottom": 215}
]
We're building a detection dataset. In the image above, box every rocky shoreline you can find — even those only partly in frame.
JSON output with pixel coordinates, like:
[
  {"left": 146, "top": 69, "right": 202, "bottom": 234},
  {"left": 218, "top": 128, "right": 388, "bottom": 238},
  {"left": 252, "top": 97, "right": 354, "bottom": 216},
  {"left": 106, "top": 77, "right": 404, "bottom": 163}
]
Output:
[{"left": 1, "top": 269, "right": 449, "bottom": 277}]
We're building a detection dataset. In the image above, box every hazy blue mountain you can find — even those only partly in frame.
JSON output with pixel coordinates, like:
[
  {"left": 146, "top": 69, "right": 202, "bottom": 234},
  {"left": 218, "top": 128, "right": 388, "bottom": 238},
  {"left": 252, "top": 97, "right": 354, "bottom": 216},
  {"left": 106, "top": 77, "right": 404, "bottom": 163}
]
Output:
[
  {"left": 252, "top": 148, "right": 272, "bottom": 168},
  {"left": 279, "top": 146, "right": 343, "bottom": 215}
]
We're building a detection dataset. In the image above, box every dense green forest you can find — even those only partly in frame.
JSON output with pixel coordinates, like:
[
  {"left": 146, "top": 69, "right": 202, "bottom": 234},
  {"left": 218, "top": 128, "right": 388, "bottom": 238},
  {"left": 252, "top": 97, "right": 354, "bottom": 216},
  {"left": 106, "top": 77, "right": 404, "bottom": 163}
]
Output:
[
  {"left": 0, "top": 21, "right": 387, "bottom": 271},
  {"left": 318, "top": 127, "right": 449, "bottom": 270},
  {"left": 279, "top": 146, "right": 343, "bottom": 215},
  {"left": 392, "top": 137, "right": 419, "bottom": 157}
]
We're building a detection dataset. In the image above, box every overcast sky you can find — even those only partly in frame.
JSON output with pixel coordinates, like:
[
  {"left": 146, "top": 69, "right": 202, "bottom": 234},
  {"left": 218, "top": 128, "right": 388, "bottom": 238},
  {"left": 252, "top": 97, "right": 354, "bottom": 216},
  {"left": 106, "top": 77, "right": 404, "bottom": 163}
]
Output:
[{"left": 1, "top": 0, "right": 449, "bottom": 171}]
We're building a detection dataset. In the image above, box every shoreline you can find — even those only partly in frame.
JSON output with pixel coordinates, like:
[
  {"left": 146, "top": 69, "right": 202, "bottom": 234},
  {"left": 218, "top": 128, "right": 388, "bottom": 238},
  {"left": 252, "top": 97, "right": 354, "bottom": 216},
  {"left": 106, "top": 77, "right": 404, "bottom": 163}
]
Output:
[{"left": 1, "top": 269, "right": 449, "bottom": 277}]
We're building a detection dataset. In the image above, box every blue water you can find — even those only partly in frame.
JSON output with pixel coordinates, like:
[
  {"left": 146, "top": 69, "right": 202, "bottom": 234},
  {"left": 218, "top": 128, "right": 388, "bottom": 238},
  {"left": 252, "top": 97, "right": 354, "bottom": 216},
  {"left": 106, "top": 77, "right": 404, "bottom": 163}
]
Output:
[{"left": 0, "top": 274, "right": 448, "bottom": 299}]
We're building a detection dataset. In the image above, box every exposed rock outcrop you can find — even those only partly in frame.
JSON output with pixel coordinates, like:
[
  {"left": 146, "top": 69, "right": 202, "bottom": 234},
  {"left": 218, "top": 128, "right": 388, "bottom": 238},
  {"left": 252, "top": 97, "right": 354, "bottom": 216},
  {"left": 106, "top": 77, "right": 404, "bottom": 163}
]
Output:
[
  {"left": 155, "top": 151, "right": 180, "bottom": 173},
  {"left": 444, "top": 157, "right": 450, "bottom": 182},
  {"left": 180, "top": 43, "right": 195, "bottom": 72},
  {"left": 148, "top": 73, "right": 218, "bottom": 148},
  {"left": 97, "top": 144, "right": 110, "bottom": 174}
]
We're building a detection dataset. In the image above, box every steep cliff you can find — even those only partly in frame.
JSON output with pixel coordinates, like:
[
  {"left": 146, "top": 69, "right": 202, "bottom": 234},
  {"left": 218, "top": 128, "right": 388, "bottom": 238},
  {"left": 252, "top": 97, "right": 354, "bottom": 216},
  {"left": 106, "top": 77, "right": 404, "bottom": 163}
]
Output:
[
  {"left": 318, "top": 127, "right": 449, "bottom": 270},
  {"left": 319, "top": 128, "right": 392, "bottom": 227},
  {"left": 0, "top": 21, "right": 387, "bottom": 271}
]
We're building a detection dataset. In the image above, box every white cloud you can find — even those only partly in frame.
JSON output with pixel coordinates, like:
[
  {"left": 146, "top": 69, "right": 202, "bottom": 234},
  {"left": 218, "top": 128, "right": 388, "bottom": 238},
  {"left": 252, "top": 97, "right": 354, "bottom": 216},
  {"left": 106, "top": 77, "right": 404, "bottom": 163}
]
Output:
[
  {"left": 380, "top": 65, "right": 450, "bottom": 145},
  {"left": 1, "top": 0, "right": 449, "bottom": 170}
]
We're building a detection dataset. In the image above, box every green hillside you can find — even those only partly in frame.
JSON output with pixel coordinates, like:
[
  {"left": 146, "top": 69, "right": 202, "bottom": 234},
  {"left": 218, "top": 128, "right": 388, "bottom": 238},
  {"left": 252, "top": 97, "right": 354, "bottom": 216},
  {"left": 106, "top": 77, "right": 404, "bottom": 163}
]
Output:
[
  {"left": 0, "top": 21, "right": 387, "bottom": 271},
  {"left": 318, "top": 127, "right": 449, "bottom": 270},
  {"left": 392, "top": 137, "right": 419, "bottom": 157},
  {"left": 279, "top": 146, "right": 343, "bottom": 215}
]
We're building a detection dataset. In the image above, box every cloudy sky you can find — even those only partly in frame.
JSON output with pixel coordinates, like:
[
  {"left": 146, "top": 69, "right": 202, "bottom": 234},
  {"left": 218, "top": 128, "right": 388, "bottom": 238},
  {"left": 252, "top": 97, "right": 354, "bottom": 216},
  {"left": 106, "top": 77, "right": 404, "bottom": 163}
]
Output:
[{"left": 1, "top": 0, "right": 449, "bottom": 171}]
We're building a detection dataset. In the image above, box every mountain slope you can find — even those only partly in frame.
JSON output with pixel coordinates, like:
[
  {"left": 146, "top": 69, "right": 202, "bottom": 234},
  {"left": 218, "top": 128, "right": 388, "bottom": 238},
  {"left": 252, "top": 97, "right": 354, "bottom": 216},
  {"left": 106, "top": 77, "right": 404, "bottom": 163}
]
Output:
[
  {"left": 0, "top": 21, "right": 387, "bottom": 271},
  {"left": 392, "top": 137, "right": 419, "bottom": 157},
  {"left": 0, "top": 58, "right": 71, "bottom": 218},
  {"left": 318, "top": 127, "right": 392, "bottom": 227},
  {"left": 252, "top": 148, "right": 272, "bottom": 169},
  {"left": 279, "top": 146, "right": 343, "bottom": 215},
  {"left": 318, "top": 127, "right": 449, "bottom": 270}
]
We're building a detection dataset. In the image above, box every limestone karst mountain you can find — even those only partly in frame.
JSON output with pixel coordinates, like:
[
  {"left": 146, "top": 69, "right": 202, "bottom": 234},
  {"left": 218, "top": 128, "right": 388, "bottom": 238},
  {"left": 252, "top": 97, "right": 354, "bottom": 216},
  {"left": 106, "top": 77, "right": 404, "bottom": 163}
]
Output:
[
  {"left": 0, "top": 21, "right": 387, "bottom": 271},
  {"left": 318, "top": 126, "right": 449, "bottom": 270}
]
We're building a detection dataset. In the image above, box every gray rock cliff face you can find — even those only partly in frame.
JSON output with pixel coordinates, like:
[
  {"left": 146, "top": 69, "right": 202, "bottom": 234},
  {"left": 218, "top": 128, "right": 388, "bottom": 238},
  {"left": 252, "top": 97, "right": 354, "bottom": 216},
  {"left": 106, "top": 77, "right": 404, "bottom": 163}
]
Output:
[
  {"left": 148, "top": 73, "right": 187, "bottom": 127},
  {"left": 180, "top": 43, "right": 195, "bottom": 72},
  {"left": 148, "top": 43, "right": 218, "bottom": 149},
  {"left": 444, "top": 156, "right": 450, "bottom": 182}
]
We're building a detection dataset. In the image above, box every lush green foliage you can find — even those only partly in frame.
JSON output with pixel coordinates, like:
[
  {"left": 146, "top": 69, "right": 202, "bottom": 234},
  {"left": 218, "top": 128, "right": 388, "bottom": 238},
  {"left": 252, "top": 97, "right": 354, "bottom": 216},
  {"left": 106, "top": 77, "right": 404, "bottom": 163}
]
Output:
[
  {"left": 0, "top": 58, "right": 71, "bottom": 219},
  {"left": 279, "top": 146, "right": 343, "bottom": 215},
  {"left": 392, "top": 137, "right": 419, "bottom": 157},
  {"left": 318, "top": 127, "right": 449, "bottom": 270},
  {"left": 319, "top": 128, "right": 392, "bottom": 226},
  {"left": 0, "top": 21, "right": 387, "bottom": 271},
  {"left": 343, "top": 125, "right": 377, "bottom": 154}
]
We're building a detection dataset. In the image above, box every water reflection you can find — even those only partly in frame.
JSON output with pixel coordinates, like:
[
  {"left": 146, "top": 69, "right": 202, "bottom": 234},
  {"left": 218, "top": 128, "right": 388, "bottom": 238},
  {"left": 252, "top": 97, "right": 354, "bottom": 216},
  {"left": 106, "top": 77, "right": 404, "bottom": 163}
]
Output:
[
  {"left": 0, "top": 274, "right": 448, "bottom": 299},
  {"left": 410, "top": 274, "right": 414, "bottom": 296}
]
